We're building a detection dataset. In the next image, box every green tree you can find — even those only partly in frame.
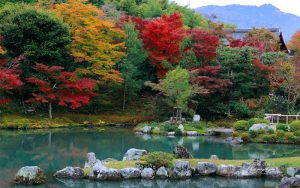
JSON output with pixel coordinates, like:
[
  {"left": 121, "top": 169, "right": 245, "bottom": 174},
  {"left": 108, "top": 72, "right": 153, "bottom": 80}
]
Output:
[
  {"left": 121, "top": 23, "right": 147, "bottom": 110},
  {"left": 146, "top": 66, "right": 203, "bottom": 114}
]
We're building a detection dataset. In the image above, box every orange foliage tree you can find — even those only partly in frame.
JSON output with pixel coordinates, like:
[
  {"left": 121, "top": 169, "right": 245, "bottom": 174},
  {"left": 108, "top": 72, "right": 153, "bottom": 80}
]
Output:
[{"left": 52, "top": 0, "right": 125, "bottom": 82}]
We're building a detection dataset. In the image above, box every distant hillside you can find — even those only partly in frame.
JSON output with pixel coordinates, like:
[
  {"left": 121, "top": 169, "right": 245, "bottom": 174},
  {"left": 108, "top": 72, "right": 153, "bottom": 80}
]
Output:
[{"left": 196, "top": 4, "right": 300, "bottom": 41}]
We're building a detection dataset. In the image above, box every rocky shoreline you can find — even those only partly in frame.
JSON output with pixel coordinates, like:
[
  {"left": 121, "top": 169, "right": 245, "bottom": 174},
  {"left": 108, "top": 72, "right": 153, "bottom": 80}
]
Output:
[{"left": 13, "top": 148, "right": 300, "bottom": 187}]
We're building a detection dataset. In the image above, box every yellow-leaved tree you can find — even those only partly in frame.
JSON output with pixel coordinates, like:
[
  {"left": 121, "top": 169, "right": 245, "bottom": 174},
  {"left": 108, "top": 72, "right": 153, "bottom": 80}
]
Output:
[{"left": 52, "top": 0, "right": 125, "bottom": 82}]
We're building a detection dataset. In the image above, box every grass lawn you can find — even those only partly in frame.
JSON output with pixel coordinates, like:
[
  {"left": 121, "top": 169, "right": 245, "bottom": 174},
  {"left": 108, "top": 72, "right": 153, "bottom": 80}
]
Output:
[{"left": 105, "top": 157, "right": 300, "bottom": 169}]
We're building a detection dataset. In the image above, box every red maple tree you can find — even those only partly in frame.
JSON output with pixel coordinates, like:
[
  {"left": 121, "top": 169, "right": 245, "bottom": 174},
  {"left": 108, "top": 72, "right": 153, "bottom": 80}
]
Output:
[
  {"left": 26, "top": 63, "right": 98, "bottom": 119},
  {"left": 0, "top": 58, "right": 22, "bottom": 105},
  {"left": 142, "top": 12, "right": 185, "bottom": 76}
]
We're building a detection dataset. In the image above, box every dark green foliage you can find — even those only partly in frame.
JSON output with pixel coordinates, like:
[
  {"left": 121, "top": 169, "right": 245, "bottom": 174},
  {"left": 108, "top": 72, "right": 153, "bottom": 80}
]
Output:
[
  {"left": 266, "top": 95, "right": 290, "bottom": 114},
  {"left": 163, "top": 124, "right": 176, "bottom": 132},
  {"left": 140, "top": 151, "right": 174, "bottom": 169},
  {"left": 262, "top": 134, "right": 277, "bottom": 143},
  {"left": 249, "top": 130, "right": 258, "bottom": 138},
  {"left": 290, "top": 120, "right": 300, "bottom": 132},
  {"left": 0, "top": 4, "right": 70, "bottom": 64},
  {"left": 276, "top": 130, "right": 285, "bottom": 142},
  {"left": 241, "top": 132, "right": 250, "bottom": 142},
  {"left": 230, "top": 102, "right": 252, "bottom": 118},
  {"left": 276, "top": 124, "right": 289, "bottom": 132}
]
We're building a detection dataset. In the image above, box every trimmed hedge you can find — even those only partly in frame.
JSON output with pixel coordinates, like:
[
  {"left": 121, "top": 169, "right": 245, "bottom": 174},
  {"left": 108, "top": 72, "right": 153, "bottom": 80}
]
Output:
[
  {"left": 248, "top": 118, "right": 269, "bottom": 126},
  {"left": 290, "top": 121, "right": 300, "bottom": 132},
  {"left": 233, "top": 120, "right": 249, "bottom": 131}
]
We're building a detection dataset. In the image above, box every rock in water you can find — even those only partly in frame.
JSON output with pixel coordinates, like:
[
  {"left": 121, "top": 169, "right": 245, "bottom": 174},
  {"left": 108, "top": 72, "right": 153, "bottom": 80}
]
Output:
[
  {"left": 15, "top": 166, "right": 45, "bottom": 185},
  {"left": 141, "top": 168, "right": 155, "bottom": 179},
  {"left": 120, "top": 168, "right": 141, "bottom": 179},
  {"left": 123, "top": 148, "right": 147, "bottom": 161},
  {"left": 173, "top": 145, "right": 193, "bottom": 159},
  {"left": 96, "top": 168, "right": 122, "bottom": 181},
  {"left": 54, "top": 167, "right": 84, "bottom": 179},
  {"left": 156, "top": 167, "right": 168, "bottom": 179},
  {"left": 141, "top": 126, "right": 152, "bottom": 134},
  {"left": 280, "top": 176, "right": 300, "bottom": 188},
  {"left": 216, "top": 165, "right": 237, "bottom": 177},
  {"left": 235, "top": 159, "right": 266, "bottom": 178},
  {"left": 266, "top": 167, "right": 283, "bottom": 178},
  {"left": 84, "top": 152, "right": 97, "bottom": 168},
  {"left": 287, "top": 167, "right": 300, "bottom": 177},
  {"left": 196, "top": 162, "right": 217, "bottom": 175},
  {"left": 171, "top": 160, "right": 192, "bottom": 179}
]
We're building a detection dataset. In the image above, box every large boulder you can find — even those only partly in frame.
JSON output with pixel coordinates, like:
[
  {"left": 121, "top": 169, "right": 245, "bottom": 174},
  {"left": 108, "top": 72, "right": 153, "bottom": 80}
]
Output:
[
  {"left": 54, "top": 167, "right": 85, "bottom": 179},
  {"left": 95, "top": 168, "right": 122, "bottom": 181},
  {"left": 287, "top": 167, "right": 300, "bottom": 177},
  {"left": 196, "top": 162, "right": 217, "bottom": 175},
  {"left": 193, "top": 114, "right": 201, "bottom": 122},
  {"left": 171, "top": 160, "right": 192, "bottom": 179},
  {"left": 122, "top": 148, "right": 147, "bottom": 161},
  {"left": 141, "top": 168, "right": 155, "bottom": 179},
  {"left": 84, "top": 152, "right": 97, "bottom": 168},
  {"left": 120, "top": 168, "right": 141, "bottom": 179},
  {"left": 173, "top": 145, "right": 193, "bottom": 159},
  {"left": 235, "top": 159, "right": 266, "bottom": 178},
  {"left": 141, "top": 126, "right": 152, "bottom": 134},
  {"left": 216, "top": 165, "right": 238, "bottom": 177},
  {"left": 15, "top": 166, "right": 45, "bottom": 185},
  {"left": 156, "top": 167, "right": 168, "bottom": 179},
  {"left": 249, "top": 123, "right": 269, "bottom": 131},
  {"left": 266, "top": 167, "right": 283, "bottom": 178},
  {"left": 226, "top": 137, "right": 243, "bottom": 145},
  {"left": 280, "top": 176, "right": 300, "bottom": 188}
]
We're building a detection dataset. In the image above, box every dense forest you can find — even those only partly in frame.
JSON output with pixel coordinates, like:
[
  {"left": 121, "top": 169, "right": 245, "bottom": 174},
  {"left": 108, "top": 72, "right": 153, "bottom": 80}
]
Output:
[{"left": 0, "top": 0, "right": 299, "bottom": 121}]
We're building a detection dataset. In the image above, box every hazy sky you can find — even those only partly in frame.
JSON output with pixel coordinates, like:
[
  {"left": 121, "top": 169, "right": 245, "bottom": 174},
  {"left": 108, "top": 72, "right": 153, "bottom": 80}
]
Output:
[{"left": 174, "top": 0, "right": 300, "bottom": 16}]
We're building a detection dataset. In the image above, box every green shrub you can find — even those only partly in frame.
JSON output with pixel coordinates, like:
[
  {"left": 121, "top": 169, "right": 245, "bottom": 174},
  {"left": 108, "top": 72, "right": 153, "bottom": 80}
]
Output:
[
  {"left": 175, "top": 128, "right": 182, "bottom": 136},
  {"left": 232, "top": 131, "right": 239, "bottom": 137},
  {"left": 249, "top": 130, "right": 258, "bottom": 138},
  {"left": 262, "top": 134, "right": 277, "bottom": 143},
  {"left": 276, "top": 123, "right": 289, "bottom": 132},
  {"left": 276, "top": 130, "right": 285, "bottom": 141},
  {"left": 248, "top": 118, "right": 269, "bottom": 126},
  {"left": 241, "top": 133, "right": 250, "bottom": 142},
  {"left": 151, "top": 127, "right": 163, "bottom": 135},
  {"left": 284, "top": 132, "right": 294, "bottom": 141},
  {"left": 233, "top": 120, "right": 249, "bottom": 131},
  {"left": 294, "top": 130, "right": 300, "bottom": 137},
  {"left": 290, "top": 121, "right": 300, "bottom": 132},
  {"left": 266, "top": 128, "right": 275, "bottom": 134},
  {"left": 163, "top": 124, "right": 176, "bottom": 132},
  {"left": 257, "top": 129, "right": 266, "bottom": 135},
  {"left": 140, "top": 151, "right": 174, "bottom": 169}
]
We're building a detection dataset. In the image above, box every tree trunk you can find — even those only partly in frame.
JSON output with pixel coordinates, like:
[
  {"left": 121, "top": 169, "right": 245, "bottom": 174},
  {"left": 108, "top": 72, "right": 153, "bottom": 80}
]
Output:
[
  {"left": 122, "top": 83, "right": 126, "bottom": 111},
  {"left": 49, "top": 102, "right": 52, "bottom": 120}
]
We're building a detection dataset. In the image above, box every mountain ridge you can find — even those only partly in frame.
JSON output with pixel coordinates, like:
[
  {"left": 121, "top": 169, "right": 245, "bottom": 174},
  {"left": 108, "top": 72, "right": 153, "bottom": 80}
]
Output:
[{"left": 195, "top": 4, "right": 300, "bottom": 41}]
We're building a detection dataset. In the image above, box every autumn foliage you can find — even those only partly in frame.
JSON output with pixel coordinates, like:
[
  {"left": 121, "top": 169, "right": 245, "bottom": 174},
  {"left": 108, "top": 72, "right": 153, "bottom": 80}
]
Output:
[
  {"left": 142, "top": 13, "right": 185, "bottom": 76},
  {"left": 26, "top": 63, "right": 97, "bottom": 118}
]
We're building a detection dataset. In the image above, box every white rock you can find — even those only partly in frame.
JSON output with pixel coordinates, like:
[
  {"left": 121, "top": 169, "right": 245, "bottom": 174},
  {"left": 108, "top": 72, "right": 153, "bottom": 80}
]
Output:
[
  {"left": 196, "top": 162, "right": 217, "bottom": 175},
  {"left": 84, "top": 152, "right": 97, "bottom": 168},
  {"left": 287, "top": 167, "right": 300, "bottom": 177},
  {"left": 266, "top": 167, "right": 282, "bottom": 178},
  {"left": 122, "top": 148, "right": 147, "bottom": 161},
  {"left": 15, "top": 166, "right": 45, "bottom": 185},
  {"left": 178, "top": 124, "right": 184, "bottom": 132},
  {"left": 249, "top": 123, "right": 269, "bottom": 131},
  {"left": 216, "top": 165, "right": 237, "bottom": 177},
  {"left": 141, "top": 126, "right": 152, "bottom": 134},
  {"left": 54, "top": 167, "right": 84, "bottom": 179},
  {"left": 172, "top": 160, "right": 192, "bottom": 179},
  {"left": 141, "top": 168, "right": 155, "bottom": 179},
  {"left": 209, "top": 155, "right": 219, "bottom": 160},
  {"left": 120, "top": 168, "right": 141, "bottom": 179},
  {"left": 156, "top": 167, "right": 168, "bottom": 178},
  {"left": 193, "top": 115, "right": 201, "bottom": 122}
]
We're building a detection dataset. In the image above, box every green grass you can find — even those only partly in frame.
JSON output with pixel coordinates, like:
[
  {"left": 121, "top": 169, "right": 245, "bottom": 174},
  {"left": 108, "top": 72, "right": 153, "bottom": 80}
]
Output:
[{"left": 104, "top": 157, "right": 300, "bottom": 169}]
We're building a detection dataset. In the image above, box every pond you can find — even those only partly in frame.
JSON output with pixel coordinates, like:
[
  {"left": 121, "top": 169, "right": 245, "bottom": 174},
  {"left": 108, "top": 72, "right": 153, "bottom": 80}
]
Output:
[{"left": 0, "top": 127, "right": 299, "bottom": 187}]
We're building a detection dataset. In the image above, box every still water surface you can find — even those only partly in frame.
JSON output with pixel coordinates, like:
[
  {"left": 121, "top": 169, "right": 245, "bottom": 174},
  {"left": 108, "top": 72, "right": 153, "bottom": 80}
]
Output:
[{"left": 1, "top": 127, "right": 299, "bottom": 187}]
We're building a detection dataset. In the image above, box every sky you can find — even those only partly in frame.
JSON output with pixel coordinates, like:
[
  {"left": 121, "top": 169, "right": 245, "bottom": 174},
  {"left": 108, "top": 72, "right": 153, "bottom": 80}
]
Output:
[{"left": 174, "top": 0, "right": 300, "bottom": 16}]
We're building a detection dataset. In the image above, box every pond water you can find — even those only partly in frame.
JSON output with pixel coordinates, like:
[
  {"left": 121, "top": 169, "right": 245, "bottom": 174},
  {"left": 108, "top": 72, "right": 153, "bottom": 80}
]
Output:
[{"left": 0, "top": 127, "right": 299, "bottom": 187}]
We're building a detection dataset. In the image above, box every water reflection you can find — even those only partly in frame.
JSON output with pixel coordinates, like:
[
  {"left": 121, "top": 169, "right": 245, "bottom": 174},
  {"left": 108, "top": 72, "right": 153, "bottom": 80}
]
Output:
[{"left": 0, "top": 128, "right": 299, "bottom": 187}]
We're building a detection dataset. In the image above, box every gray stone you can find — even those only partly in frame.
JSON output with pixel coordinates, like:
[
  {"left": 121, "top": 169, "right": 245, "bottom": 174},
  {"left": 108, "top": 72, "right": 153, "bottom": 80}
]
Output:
[
  {"left": 141, "top": 168, "right": 155, "bottom": 179},
  {"left": 141, "top": 126, "right": 152, "bottom": 134},
  {"left": 156, "top": 167, "right": 168, "bottom": 179},
  {"left": 234, "top": 160, "right": 266, "bottom": 178},
  {"left": 122, "top": 148, "right": 147, "bottom": 161},
  {"left": 185, "top": 131, "right": 198, "bottom": 136},
  {"left": 280, "top": 177, "right": 300, "bottom": 188},
  {"left": 287, "top": 167, "right": 300, "bottom": 177},
  {"left": 226, "top": 137, "right": 243, "bottom": 144},
  {"left": 166, "top": 132, "right": 175, "bottom": 136},
  {"left": 209, "top": 155, "right": 219, "bottom": 160},
  {"left": 216, "top": 165, "right": 237, "bottom": 177},
  {"left": 178, "top": 124, "right": 184, "bottom": 132},
  {"left": 54, "top": 167, "right": 84, "bottom": 179},
  {"left": 120, "top": 168, "right": 141, "bottom": 179},
  {"left": 193, "top": 114, "right": 201, "bottom": 122},
  {"left": 171, "top": 160, "right": 192, "bottom": 179},
  {"left": 96, "top": 168, "right": 122, "bottom": 181},
  {"left": 266, "top": 167, "right": 283, "bottom": 178},
  {"left": 15, "top": 166, "right": 45, "bottom": 185},
  {"left": 249, "top": 123, "right": 269, "bottom": 131},
  {"left": 84, "top": 152, "right": 97, "bottom": 168},
  {"left": 196, "top": 162, "right": 217, "bottom": 175}
]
